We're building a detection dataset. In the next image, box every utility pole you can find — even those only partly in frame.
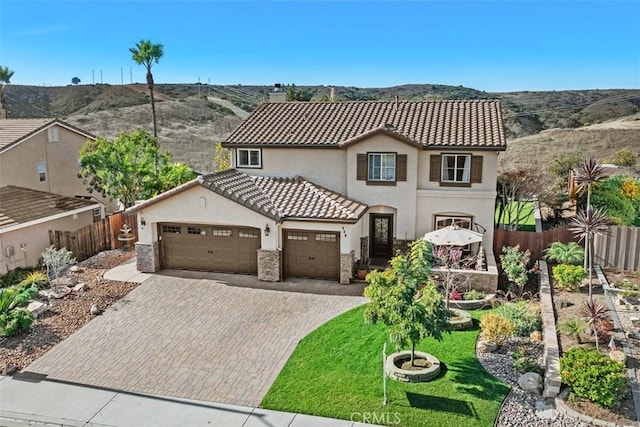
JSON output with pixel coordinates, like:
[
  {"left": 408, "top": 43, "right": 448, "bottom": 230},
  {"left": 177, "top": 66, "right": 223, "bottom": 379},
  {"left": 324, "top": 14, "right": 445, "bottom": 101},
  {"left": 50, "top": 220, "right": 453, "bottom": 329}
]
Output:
[
  {"left": 100, "top": 70, "right": 103, "bottom": 84},
  {"left": 92, "top": 69, "right": 95, "bottom": 85},
  {"left": 130, "top": 67, "right": 133, "bottom": 84},
  {"left": 121, "top": 68, "right": 124, "bottom": 85}
]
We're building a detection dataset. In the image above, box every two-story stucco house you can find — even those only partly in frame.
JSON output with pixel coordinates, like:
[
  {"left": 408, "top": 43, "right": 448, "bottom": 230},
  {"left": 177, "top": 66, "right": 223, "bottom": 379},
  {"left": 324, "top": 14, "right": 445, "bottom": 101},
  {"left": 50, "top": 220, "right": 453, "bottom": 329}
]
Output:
[
  {"left": 0, "top": 118, "right": 117, "bottom": 214},
  {"left": 129, "top": 95, "right": 506, "bottom": 289}
]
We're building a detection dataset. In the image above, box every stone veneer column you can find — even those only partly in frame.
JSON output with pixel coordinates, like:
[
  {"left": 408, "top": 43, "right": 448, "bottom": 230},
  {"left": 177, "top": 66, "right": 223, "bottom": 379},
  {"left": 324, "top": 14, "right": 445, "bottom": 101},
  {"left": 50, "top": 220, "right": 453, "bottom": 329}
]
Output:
[
  {"left": 258, "top": 249, "right": 281, "bottom": 282},
  {"left": 340, "top": 251, "right": 355, "bottom": 285},
  {"left": 135, "top": 242, "right": 159, "bottom": 273}
]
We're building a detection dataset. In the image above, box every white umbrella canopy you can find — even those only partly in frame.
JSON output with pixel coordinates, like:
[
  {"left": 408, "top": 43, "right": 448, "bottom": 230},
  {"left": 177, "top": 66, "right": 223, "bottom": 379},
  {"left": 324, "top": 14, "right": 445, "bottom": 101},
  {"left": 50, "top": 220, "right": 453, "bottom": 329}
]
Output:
[{"left": 423, "top": 224, "right": 483, "bottom": 246}]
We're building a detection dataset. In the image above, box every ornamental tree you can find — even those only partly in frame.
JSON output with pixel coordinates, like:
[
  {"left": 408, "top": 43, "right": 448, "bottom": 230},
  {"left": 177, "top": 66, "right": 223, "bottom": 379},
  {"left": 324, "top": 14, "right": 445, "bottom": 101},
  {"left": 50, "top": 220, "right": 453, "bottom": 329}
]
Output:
[
  {"left": 364, "top": 238, "right": 451, "bottom": 365},
  {"left": 79, "top": 129, "right": 196, "bottom": 208}
]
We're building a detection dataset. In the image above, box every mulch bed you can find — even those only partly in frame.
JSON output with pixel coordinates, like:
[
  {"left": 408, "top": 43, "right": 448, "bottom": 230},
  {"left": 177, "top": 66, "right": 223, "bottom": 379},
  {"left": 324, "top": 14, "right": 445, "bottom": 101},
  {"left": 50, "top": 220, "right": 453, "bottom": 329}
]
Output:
[{"left": 0, "top": 250, "right": 137, "bottom": 374}]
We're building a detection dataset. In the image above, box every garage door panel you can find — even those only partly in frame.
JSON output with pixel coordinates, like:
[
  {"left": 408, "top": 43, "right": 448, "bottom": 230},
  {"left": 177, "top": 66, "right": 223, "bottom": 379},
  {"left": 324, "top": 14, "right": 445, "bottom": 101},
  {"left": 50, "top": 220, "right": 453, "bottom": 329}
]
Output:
[
  {"left": 284, "top": 231, "right": 340, "bottom": 280},
  {"left": 161, "top": 223, "right": 259, "bottom": 274}
]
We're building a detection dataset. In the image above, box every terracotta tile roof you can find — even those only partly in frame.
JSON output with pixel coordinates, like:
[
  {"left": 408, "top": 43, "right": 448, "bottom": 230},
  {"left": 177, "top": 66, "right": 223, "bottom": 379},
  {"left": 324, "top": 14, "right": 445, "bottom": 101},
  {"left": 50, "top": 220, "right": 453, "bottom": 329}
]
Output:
[
  {"left": 0, "top": 118, "right": 96, "bottom": 153},
  {"left": 200, "top": 169, "right": 368, "bottom": 222},
  {"left": 224, "top": 100, "right": 506, "bottom": 150},
  {"left": 0, "top": 186, "right": 99, "bottom": 230}
]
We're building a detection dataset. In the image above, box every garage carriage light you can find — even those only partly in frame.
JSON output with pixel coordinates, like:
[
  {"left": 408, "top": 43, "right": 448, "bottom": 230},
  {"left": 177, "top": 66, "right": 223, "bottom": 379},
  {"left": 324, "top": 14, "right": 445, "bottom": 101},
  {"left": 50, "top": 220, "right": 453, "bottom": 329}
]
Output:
[{"left": 264, "top": 224, "right": 270, "bottom": 236}]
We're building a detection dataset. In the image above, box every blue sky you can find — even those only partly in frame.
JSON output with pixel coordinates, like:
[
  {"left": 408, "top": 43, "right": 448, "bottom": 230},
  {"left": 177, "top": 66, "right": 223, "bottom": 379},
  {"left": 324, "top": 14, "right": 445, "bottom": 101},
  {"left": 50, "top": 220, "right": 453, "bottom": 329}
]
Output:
[{"left": 1, "top": 0, "right": 639, "bottom": 92}]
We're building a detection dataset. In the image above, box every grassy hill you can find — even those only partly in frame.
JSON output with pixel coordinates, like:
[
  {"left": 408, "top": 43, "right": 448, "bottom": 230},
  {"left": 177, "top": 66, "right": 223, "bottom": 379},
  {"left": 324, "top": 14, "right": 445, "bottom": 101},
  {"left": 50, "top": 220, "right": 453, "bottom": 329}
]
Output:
[{"left": 3, "top": 83, "right": 639, "bottom": 174}]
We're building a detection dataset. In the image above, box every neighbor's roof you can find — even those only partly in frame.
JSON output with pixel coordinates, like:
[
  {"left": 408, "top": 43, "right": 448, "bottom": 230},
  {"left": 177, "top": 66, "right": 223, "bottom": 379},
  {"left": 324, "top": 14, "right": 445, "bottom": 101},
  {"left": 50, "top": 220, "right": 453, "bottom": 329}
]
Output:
[
  {"left": 223, "top": 100, "right": 506, "bottom": 150},
  {"left": 0, "top": 186, "right": 99, "bottom": 230},
  {"left": 0, "top": 118, "right": 96, "bottom": 153},
  {"left": 128, "top": 169, "right": 368, "bottom": 223}
]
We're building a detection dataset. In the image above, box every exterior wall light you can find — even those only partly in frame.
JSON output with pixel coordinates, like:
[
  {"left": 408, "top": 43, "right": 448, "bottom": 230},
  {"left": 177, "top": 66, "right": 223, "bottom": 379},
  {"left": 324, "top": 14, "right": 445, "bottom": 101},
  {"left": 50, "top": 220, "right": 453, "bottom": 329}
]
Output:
[
  {"left": 140, "top": 217, "right": 146, "bottom": 227},
  {"left": 264, "top": 224, "right": 270, "bottom": 236}
]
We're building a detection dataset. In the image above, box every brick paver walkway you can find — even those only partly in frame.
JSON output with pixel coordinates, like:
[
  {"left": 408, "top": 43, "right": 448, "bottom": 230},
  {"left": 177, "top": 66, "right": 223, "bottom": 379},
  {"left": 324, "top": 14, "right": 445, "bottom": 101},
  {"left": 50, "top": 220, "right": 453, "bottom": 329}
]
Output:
[{"left": 25, "top": 275, "right": 366, "bottom": 407}]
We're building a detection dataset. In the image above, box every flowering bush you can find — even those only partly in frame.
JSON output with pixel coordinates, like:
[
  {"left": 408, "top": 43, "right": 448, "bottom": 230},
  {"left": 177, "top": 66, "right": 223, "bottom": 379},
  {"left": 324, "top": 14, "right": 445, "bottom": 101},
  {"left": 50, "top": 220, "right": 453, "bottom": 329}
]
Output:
[
  {"left": 500, "top": 245, "right": 532, "bottom": 293},
  {"left": 449, "top": 290, "right": 462, "bottom": 301}
]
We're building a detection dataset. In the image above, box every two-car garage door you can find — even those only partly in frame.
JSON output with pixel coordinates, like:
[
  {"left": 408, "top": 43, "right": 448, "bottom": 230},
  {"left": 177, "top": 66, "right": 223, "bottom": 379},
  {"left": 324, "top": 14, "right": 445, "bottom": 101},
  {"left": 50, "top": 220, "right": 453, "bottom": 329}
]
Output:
[{"left": 160, "top": 223, "right": 260, "bottom": 274}]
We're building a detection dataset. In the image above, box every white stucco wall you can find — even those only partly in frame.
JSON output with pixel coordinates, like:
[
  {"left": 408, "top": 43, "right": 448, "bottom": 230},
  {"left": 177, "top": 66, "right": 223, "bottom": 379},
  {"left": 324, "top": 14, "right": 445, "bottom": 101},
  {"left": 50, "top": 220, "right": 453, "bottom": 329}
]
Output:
[
  {"left": 0, "top": 210, "right": 95, "bottom": 274},
  {"left": 232, "top": 147, "right": 347, "bottom": 193},
  {"left": 134, "top": 185, "right": 279, "bottom": 250}
]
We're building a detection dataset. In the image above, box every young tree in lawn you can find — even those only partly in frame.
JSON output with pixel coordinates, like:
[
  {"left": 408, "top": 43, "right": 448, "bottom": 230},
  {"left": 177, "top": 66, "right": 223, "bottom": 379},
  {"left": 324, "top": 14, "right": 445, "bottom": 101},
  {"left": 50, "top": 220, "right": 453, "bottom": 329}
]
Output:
[
  {"left": 570, "top": 207, "right": 608, "bottom": 299},
  {"left": 79, "top": 129, "right": 195, "bottom": 208},
  {"left": 0, "top": 65, "right": 15, "bottom": 119},
  {"left": 364, "top": 239, "right": 451, "bottom": 366},
  {"left": 130, "top": 40, "right": 164, "bottom": 139}
]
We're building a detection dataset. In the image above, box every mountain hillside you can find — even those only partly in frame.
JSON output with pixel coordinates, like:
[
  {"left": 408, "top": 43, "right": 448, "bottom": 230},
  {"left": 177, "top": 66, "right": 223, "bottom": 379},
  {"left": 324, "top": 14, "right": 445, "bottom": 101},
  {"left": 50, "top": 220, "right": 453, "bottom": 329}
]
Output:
[{"left": 3, "top": 83, "right": 639, "bottom": 174}]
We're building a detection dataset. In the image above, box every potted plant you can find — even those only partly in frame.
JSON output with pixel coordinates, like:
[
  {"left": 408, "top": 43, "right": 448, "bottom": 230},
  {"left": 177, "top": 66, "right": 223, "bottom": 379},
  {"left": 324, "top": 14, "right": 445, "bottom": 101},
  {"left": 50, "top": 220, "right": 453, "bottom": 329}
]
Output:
[{"left": 355, "top": 258, "right": 369, "bottom": 280}]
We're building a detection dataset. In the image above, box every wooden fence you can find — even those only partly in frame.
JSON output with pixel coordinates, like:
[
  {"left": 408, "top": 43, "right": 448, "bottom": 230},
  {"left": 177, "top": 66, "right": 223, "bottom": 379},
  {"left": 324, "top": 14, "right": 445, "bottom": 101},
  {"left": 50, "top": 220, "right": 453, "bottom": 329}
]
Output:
[
  {"left": 49, "top": 211, "right": 139, "bottom": 262},
  {"left": 594, "top": 226, "right": 640, "bottom": 271},
  {"left": 493, "top": 225, "right": 577, "bottom": 261}
]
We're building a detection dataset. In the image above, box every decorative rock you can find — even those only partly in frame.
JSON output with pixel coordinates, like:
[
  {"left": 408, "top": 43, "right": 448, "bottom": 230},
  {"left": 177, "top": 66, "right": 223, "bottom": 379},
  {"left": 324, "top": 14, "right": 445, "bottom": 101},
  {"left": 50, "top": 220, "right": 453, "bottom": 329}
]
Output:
[
  {"left": 90, "top": 304, "right": 102, "bottom": 315},
  {"left": 518, "top": 372, "right": 543, "bottom": 395},
  {"left": 27, "top": 301, "right": 46, "bottom": 318},
  {"left": 625, "top": 331, "right": 636, "bottom": 340},
  {"left": 2, "top": 364, "right": 17, "bottom": 376},
  {"left": 609, "top": 350, "right": 626, "bottom": 363},
  {"left": 39, "top": 286, "right": 71, "bottom": 299},
  {"left": 477, "top": 340, "right": 497, "bottom": 353},
  {"left": 630, "top": 317, "right": 640, "bottom": 328},
  {"left": 69, "top": 265, "right": 82, "bottom": 273},
  {"left": 73, "top": 283, "right": 86, "bottom": 292},
  {"left": 530, "top": 331, "right": 543, "bottom": 342}
]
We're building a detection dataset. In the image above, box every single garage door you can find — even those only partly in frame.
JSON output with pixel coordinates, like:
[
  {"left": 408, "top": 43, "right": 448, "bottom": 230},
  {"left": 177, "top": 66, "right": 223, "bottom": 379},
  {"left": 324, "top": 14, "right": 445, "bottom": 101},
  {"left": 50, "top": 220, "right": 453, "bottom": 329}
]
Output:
[
  {"left": 284, "top": 230, "right": 340, "bottom": 280},
  {"left": 160, "top": 223, "right": 260, "bottom": 274}
]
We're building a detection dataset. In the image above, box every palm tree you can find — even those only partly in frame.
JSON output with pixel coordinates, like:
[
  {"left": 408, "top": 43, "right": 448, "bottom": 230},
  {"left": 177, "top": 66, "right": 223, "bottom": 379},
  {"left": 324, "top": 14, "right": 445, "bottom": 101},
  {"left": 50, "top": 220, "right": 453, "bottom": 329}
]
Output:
[
  {"left": 574, "top": 158, "right": 606, "bottom": 271},
  {"left": 544, "top": 241, "right": 584, "bottom": 265},
  {"left": 570, "top": 207, "right": 608, "bottom": 299},
  {"left": 129, "top": 40, "right": 164, "bottom": 138},
  {"left": 0, "top": 66, "right": 15, "bottom": 119}
]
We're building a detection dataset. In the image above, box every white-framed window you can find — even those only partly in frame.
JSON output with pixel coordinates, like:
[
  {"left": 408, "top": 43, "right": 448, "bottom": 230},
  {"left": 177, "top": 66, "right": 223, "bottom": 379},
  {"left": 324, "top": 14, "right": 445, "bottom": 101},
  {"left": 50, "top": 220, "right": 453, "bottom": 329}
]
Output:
[
  {"left": 368, "top": 153, "right": 396, "bottom": 181},
  {"left": 37, "top": 162, "right": 47, "bottom": 182},
  {"left": 441, "top": 154, "right": 471, "bottom": 183},
  {"left": 435, "top": 215, "right": 473, "bottom": 230},
  {"left": 237, "top": 149, "right": 261, "bottom": 168},
  {"left": 47, "top": 127, "right": 60, "bottom": 142}
]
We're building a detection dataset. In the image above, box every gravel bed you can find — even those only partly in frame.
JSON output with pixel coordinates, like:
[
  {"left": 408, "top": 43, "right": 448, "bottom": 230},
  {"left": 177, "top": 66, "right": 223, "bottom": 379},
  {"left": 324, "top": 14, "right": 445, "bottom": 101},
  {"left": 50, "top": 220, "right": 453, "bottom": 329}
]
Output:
[
  {"left": 477, "top": 337, "right": 587, "bottom": 427},
  {"left": 0, "top": 250, "right": 137, "bottom": 374}
]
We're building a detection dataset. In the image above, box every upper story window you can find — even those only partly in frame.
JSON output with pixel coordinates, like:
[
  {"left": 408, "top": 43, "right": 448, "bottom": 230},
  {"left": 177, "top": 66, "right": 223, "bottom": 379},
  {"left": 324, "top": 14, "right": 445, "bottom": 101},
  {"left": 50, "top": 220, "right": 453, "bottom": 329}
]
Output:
[
  {"left": 357, "top": 152, "right": 407, "bottom": 186},
  {"left": 430, "top": 154, "right": 483, "bottom": 187},
  {"left": 435, "top": 215, "right": 473, "bottom": 230},
  {"left": 37, "top": 162, "right": 47, "bottom": 182},
  {"left": 47, "top": 127, "right": 60, "bottom": 142},
  {"left": 237, "top": 148, "right": 261, "bottom": 168},
  {"left": 368, "top": 153, "right": 396, "bottom": 182}
]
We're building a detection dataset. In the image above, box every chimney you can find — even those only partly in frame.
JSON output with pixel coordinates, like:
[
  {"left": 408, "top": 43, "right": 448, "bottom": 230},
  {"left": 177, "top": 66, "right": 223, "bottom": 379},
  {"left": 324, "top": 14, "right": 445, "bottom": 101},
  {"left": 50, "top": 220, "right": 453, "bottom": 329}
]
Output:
[
  {"left": 269, "top": 83, "right": 286, "bottom": 103},
  {"left": 329, "top": 87, "right": 335, "bottom": 102}
]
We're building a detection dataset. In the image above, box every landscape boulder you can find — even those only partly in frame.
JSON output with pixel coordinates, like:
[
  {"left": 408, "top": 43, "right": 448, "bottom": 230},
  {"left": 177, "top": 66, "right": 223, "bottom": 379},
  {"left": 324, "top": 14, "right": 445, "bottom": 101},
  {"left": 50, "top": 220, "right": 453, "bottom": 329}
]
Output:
[
  {"left": 90, "top": 304, "right": 102, "bottom": 316},
  {"left": 477, "top": 340, "right": 497, "bottom": 353},
  {"left": 27, "top": 301, "right": 47, "bottom": 318},
  {"left": 518, "top": 372, "right": 543, "bottom": 395}
]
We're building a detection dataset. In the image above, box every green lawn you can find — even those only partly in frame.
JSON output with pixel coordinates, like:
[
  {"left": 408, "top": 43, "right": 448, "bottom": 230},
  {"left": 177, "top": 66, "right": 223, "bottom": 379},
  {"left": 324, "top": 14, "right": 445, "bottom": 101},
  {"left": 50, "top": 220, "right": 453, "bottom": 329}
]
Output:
[
  {"left": 261, "top": 305, "right": 510, "bottom": 427},
  {"left": 496, "top": 201, "right": 536, "bottom": 231}
]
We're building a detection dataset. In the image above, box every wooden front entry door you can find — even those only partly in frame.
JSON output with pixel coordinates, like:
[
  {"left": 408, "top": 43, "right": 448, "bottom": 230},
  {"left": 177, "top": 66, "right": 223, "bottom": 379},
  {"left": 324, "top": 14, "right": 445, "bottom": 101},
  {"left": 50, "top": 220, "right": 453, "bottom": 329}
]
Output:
[{"left": 369, "top": 214, "right": 393, "bottom": 260}]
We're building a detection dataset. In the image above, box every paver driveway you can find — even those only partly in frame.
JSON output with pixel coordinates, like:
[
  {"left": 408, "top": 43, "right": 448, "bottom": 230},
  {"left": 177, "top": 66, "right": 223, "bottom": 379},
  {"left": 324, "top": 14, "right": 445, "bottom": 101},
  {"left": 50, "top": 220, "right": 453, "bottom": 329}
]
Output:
[{"left": 25, "top": 275, "right": 366, "bottom": 407}]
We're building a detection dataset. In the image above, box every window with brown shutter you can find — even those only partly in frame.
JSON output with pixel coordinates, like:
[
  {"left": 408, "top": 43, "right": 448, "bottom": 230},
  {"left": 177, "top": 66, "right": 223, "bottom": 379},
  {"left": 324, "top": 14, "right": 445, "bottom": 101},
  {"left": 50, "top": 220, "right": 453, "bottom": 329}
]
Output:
[
  {"left": 429, "top": 155, "right": 441, "bottom": 181},
  {"left": 471, "top": 156, "right": 483, "bottom": 183},
  {"left": 396, "top": 154, "right": 407, "bottom": 181},
  {"left": 357, "top": 154, "right": 367, "bottom": 180}
]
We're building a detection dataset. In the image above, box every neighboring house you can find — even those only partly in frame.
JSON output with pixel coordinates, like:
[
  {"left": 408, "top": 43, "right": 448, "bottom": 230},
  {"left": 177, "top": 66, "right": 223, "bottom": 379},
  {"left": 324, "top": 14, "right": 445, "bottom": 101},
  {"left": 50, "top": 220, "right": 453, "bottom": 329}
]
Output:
[
  {"left": 0, "top": 186, "right": 100, "bottom": 274},
  {"left": 129, "top": 96, "right": 506, "bottom": 288},
  {"left": 0, "top": 118, "right": 117, "bottom": 215}
]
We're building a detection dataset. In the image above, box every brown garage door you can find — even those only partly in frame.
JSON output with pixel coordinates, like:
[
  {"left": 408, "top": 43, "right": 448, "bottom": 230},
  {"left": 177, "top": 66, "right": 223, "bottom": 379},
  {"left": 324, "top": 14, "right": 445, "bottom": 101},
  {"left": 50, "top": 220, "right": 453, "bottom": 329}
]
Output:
[
  {"left": 160, "top": 223, "right": 260, "bottom": 274},
  {"left": 284, "top": 230, "right": 340, "bottom": 280}
]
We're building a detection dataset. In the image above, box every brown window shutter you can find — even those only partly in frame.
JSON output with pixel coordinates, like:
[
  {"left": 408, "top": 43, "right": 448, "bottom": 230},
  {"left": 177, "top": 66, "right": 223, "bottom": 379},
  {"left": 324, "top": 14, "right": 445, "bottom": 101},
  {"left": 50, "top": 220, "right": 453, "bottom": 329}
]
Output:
[
  {"left": 357, "top": 154, "right": 367, "bottom": 180},
  {"left": 429, "top": 155, "right": 441, "bottom": 182},
  {"left": 396, "top": 154, "right": 407, "bottom": 181},
  {"left": 471, "top": 155, "right": 483, "bottom": 183}
]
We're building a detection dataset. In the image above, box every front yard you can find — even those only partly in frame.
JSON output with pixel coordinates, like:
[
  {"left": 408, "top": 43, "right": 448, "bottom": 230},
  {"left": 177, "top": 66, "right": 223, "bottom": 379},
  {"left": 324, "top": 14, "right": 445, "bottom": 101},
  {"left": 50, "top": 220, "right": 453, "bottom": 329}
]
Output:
[{"left": 261, "top": 305, "right": 509, "bottom": 427}]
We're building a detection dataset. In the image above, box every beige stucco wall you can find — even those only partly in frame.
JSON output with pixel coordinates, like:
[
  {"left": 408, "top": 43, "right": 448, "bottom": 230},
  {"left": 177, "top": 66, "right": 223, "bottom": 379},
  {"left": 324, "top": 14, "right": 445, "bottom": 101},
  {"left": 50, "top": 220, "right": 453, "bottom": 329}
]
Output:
[
  {"left": 0, "top": 124, "right": 117, "bottom": 213},
  {"left": 134, "top": 185, "right": 279, "bottom": 251},
  {"left": 0, "top": 210, "right": 95, "bottom": 274},
  {"left": 232, "top": 147, "right": 347, "bottom": 193}
]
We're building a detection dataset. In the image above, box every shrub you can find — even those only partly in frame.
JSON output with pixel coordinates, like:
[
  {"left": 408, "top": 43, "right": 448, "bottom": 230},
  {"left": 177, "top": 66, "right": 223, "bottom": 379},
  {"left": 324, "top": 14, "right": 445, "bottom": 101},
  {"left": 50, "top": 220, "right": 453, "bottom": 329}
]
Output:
[
  {"left": 18, "top": 271, "right": 48, "bottom": 290},
  {"left": 500, "top": 245, "right": 531, "bottom": 293},
  {"left": 611, "top": 148, "right": 637, "bottom": 167},
  {"left": 497, "top": 301, "right": 542, "bottom": 336},
  {"left": 0, "top": 268, "right": 33, "bottom": 288},
  {"left": 558, "top": 318, "right": 587, "bottom": 344},
  {"left": 463, "top": 289, "right": 486, "bottom": 301},
  {"left": 560, "top": 347, "right": 629, "bottom": 408},
  {"left": 449, "top": 290, "right": 462, "bottom": 300},
  {"left": 544, "top": 241, "right": 584, "bottom": 265},
  {"left": 552, "top": 263, "right": 587, "bottom": 292},
  {"left": 0, "top": 309, "right": 34, "bottom": 337},
  {"left": 480, "top": 313, "right": 515, "bottom": 345},
  {"left": 513, "top": 357, "right": 544, "bottom": 376},
  {"left": 41, "top": 246, "right": 76, "bottom": 285}
]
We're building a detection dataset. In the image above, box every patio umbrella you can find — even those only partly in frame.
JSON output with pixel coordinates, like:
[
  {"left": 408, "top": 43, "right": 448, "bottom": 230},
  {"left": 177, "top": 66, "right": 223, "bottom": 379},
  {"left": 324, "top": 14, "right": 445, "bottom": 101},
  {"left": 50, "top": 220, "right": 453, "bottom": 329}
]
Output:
[{"left": 423, "top": 224, "right": 483, "bottom": 246}]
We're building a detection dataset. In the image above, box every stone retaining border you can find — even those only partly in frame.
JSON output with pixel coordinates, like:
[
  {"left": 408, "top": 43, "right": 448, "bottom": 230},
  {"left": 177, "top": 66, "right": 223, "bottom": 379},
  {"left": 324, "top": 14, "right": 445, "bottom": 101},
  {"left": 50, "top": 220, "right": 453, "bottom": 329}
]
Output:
[
  {"left": 449, "top": 294, "right": 496, "bottom": 310},
  {"left": 538, "top": 260, "right": 561, "bottom": 398}
]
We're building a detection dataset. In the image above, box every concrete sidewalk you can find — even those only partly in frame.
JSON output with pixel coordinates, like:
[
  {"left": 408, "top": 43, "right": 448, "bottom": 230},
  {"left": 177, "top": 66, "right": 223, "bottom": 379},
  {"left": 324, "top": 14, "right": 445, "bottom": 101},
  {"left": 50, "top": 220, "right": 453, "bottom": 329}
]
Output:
[{"left": 0, "top": 374, "right": 375, "bottom": 427}]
